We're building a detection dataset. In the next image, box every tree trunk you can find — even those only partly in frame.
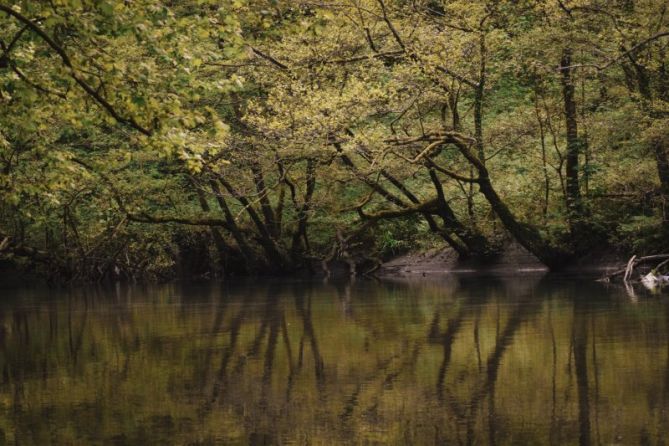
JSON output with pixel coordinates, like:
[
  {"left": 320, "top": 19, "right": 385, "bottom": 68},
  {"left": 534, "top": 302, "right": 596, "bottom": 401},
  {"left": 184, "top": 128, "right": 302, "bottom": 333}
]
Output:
[
  {"left": 209, "top": 180, "right": 258, "bottom": 271},
  {"left": 448, "top": 136, "right": 571, "bottom": 268},
  {"left": 250, "top": 161, "right": 280, "bottom": 238},
  {"left": 193, "top": 182, "right": 240, "bottom": 275},
  {"left": 623, "top": 51, "right": 669, "bottom": 216},
  {"left": 533, "top": 88, "right": 550, "bottom": 222},
  {"left": 429, "top": 169, "right": 496, "bottom": 259},
  {"left": 560, "top": 49, "right": 584, "bottom": 236},
  {"left": 476, "top": 178, "right": 568, "bottom": 268},
  {"left": 291, "top": 159, "right": 316, "bottom": 259},
  {"left": 653, "top": 139, "right": 669, "bottom": 220},
  {"left": 474, "top": 32, "right": 486, "bottom": 163},
  {"left": 216, "top": 176, "right": 286, "bottom": 269}
]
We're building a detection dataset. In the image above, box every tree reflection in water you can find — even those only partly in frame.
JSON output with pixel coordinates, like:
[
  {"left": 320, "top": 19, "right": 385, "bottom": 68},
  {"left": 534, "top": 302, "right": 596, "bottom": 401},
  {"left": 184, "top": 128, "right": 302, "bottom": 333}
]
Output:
[{"left": 0, "top": 277, "right": 667, "bottom": 444}]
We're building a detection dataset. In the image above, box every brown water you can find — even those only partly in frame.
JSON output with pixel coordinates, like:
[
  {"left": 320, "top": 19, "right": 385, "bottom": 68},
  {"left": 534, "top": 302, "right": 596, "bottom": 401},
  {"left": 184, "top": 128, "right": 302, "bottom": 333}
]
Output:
[{"left": 0, "top": 275, "right": 667, "bottom": 445}]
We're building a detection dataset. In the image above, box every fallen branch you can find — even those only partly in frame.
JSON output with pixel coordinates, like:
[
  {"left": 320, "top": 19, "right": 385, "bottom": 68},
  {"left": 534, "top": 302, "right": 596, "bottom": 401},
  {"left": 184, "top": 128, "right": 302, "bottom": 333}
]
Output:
[
  {"left": 623, "top": 255, "right": 637, "bottom": 283},
  {"left": 601, "top": 254, "right": 669, "bottom": 281}
]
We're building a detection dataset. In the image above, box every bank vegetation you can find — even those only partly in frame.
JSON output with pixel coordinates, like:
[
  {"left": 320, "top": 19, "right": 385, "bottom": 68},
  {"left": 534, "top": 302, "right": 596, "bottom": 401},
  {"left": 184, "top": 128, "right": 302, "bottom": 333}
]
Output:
[{"left": 1, "top": 0, "right": 668, "bottom": 281}]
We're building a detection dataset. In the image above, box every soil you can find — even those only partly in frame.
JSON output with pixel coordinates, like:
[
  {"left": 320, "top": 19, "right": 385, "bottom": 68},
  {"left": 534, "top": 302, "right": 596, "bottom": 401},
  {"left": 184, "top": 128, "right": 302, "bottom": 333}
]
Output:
[{"left": 376, "top": 242, "right": 626, "bottom": 277}]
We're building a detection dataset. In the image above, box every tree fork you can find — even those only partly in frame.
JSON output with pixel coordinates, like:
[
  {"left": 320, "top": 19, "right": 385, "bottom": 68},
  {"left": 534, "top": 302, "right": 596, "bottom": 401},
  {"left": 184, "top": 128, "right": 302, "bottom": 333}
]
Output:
[
  {"left": 208, "top": 180, "right": 259, "bottom": 272},
  {"left": 433, "top": 132, "right": 573, "bottom": 268},
  {"left": 215, "top": 175, "right": 287, "bottom": 269},
  {"left": 428, "top": 169, "right": 497, "bottom": 259},
  {"left": 193, "top": 180, "right": 241, "bottom": 275}
]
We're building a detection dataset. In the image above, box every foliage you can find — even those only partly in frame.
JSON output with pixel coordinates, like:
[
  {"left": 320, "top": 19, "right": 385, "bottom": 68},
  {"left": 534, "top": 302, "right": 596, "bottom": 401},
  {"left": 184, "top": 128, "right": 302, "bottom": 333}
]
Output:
[{"left": 1, "top": 0, "right": 669, "bottom": 279}]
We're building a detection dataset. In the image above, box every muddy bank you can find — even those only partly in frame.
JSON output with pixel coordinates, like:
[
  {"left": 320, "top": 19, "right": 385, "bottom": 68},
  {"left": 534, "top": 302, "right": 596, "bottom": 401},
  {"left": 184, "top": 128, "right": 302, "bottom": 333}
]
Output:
[{"left": 376, "top": 243, "right": 626, "bottom": 277}]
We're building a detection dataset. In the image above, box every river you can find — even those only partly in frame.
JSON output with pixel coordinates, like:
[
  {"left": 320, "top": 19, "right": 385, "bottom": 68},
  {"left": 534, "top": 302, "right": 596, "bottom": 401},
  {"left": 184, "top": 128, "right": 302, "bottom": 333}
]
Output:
[{"left": 0, "top": 275, "right": 666, "bottom": 445}]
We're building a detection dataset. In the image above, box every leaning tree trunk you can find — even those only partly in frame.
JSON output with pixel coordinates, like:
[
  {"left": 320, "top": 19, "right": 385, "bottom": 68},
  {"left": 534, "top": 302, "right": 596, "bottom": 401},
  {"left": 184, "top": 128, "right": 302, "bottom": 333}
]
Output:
[
  {"left": 428, "top": 169, "right": 497, "bottom": 259},
  {"left": 193, "top": 181, "right": 243, "bottom": 275},
  {"left": 476, "top": 178, "right": 570, "bottom": 268},
  {"left": 208, "top": 180, "right": 259, "bottom": 272},
  {"left": 339, "top": 136, "right": 498, "bottom": 259},
  {"left": 250, "top": 160, "right": 280, "bottom": 239},
  {"left": 449, "top": 135, "right": 572, "bottom": 269}
]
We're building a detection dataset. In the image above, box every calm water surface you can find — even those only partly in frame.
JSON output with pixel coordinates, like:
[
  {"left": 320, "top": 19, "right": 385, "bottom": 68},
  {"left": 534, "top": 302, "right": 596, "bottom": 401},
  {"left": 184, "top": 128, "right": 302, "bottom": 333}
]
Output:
[{"left": 0, "top": 275, "right": 667, "bottom": 445}]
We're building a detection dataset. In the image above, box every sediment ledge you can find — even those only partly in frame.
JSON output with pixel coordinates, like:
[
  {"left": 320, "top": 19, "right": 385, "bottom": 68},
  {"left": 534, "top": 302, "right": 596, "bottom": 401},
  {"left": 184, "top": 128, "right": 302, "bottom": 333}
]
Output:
[{"left": 377, "top": 243, "right": 626, "bottom": 277}]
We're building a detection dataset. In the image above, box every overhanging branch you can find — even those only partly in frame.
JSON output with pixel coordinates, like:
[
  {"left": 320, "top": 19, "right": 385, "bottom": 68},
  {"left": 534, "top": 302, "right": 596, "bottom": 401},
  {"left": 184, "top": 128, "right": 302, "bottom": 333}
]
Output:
[{"left": 0, "top": 4, "right": 152, "bottom": 136}]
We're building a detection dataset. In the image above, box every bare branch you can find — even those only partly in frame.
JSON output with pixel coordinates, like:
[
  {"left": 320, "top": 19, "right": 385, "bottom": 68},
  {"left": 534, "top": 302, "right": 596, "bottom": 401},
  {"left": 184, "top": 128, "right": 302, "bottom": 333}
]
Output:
[
  {"left": 376, "top": 0, "right": 405, "bottom": 50},
  {"left": 10, "top": 62, "right": 67, "bottom": 98},
  {"left": 427, "top": 159, "right": 481, "bottom": 183},
  {"left": 435, "top": 65, "right": 479, "bottom": 89},
  {"left": 558, "top": 31, "right": 669, "bottom": 72},
  {"left": 0, "top": 23, "right": 28, "bottom": 61},
  {"left": 251, "top": 47, "right": 291, "bottom": 70},
  {"left": 390, "top": 139, "right": 443, "bottom": 163},
  {"left": 358, "top": 197, "right": 439, "bottom": 220}
]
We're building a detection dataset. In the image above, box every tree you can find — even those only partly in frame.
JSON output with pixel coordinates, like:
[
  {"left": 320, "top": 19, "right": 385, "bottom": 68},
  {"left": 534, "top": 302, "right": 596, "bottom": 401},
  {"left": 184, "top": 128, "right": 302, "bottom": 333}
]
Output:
[{"left": 2, "top": 0, "right": 669, "bottom": 279}]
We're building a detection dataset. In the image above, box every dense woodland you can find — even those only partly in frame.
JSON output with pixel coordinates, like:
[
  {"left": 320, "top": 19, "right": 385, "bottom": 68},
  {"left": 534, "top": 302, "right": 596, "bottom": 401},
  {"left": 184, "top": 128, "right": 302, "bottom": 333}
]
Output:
[{"left": 0, "top": 0, "right": 668, "bottom": 281}]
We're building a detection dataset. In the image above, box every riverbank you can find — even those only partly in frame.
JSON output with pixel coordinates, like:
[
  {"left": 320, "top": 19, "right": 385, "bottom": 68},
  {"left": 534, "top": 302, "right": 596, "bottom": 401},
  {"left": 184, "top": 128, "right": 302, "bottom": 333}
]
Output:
[
  {"left": 376, "top": 243, "right": 626, "bottom": 278},
  {"left": 0, "top": 242, "right": 638, "bottom": 285}
]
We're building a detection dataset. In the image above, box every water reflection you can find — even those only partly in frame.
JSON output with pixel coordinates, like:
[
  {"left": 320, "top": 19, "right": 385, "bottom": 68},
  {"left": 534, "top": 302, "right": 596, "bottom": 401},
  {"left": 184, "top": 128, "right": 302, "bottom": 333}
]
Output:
[{"left": 0, "top": 276, "right": 667, "bottom": 444}]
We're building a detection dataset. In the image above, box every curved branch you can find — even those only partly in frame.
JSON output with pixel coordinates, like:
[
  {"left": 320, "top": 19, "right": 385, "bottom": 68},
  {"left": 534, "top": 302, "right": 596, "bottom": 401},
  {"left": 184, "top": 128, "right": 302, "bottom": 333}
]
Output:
[
  {"left": 427, "top": 159, "right": 481, "bottom": 183},
  {"left": 390, "top": 139, "right": 443, "bottom": 163},
  {"left": 0, "top": 23, "right": 28, "bottom": 62},
  {"left": 251, "top": 47, "right": 290, "bottom": 71},
  {"left": 386, "top": 131, "right": 485, "bottom": 177},
  {"left": 9, "top": 61, "right": 67, "bottom": 98},
  {"left": 558, "top": 31, "right": 669, "bottom": 72},
  {"left": 377, "top": 0, "right": 405, "bottom": 50},
  {"left": 358, "top": 197, "right": 439, "bottom": 220},
  {"left": 435, "top": 65, "right": 479, "bottom": 89}
]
